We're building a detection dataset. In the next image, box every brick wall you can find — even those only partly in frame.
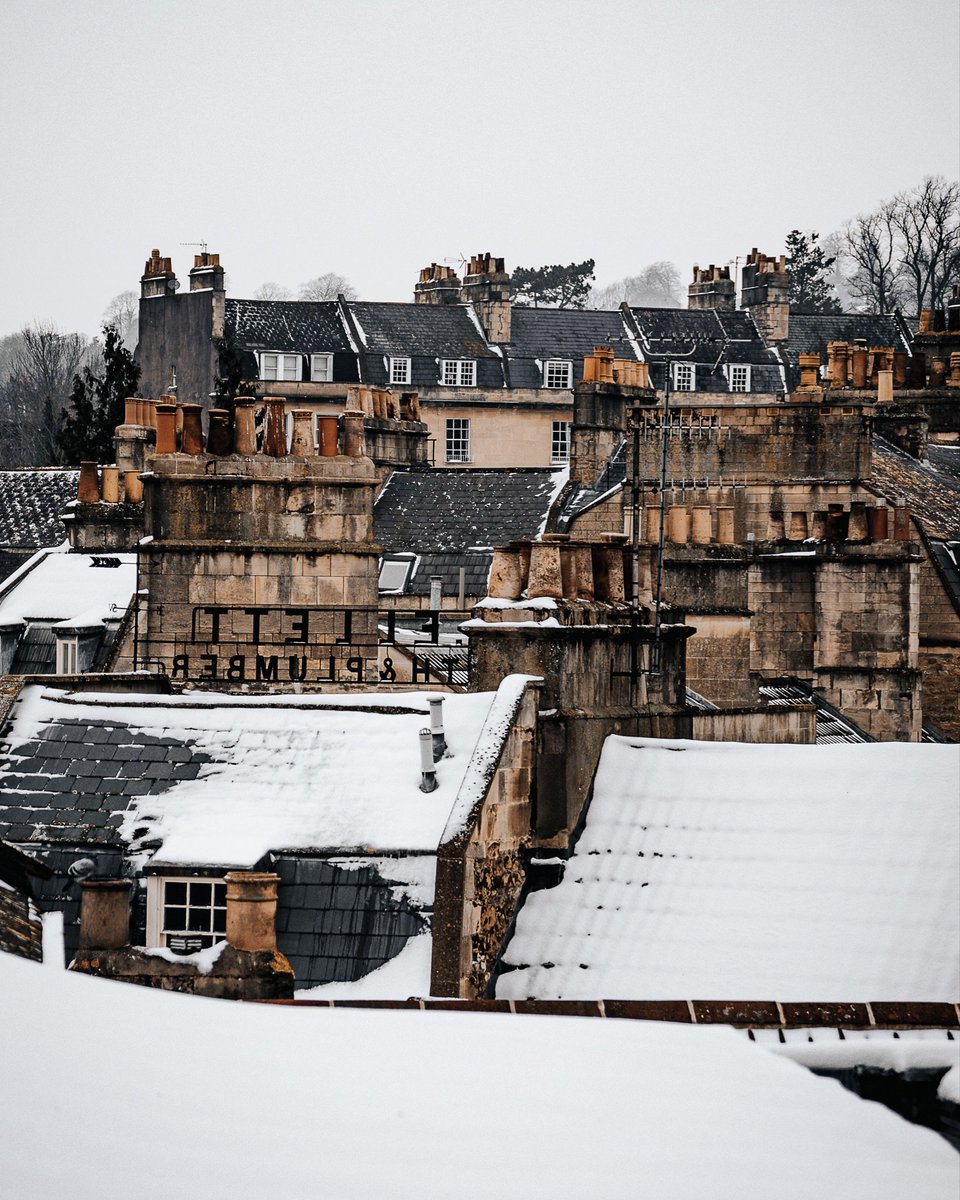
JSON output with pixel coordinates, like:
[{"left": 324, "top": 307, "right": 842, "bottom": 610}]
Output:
[{"left": 0, "top": 884, "right": 42, "bottom": 961}]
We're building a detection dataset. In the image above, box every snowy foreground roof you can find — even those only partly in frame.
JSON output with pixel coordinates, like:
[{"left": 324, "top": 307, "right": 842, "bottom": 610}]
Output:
[
  {"left": 2, "top": 952, "right": 956, "bottom": 1200},
  {"left": 2, "top": 684, "right": 500, "bottom": 863},
  {"left": 498, "top": 736, "right": 960, "bottom": 1003},
  {"left": 0, "top": 546, "right": 135, "bottom": 626}
]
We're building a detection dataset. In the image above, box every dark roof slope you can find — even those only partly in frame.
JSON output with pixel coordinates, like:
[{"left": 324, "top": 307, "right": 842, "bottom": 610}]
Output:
[
  {"left": 351, "top": 302, "right": 497, "bottom": 359},
  {"left": 508, "top": 308, "right": 636, "bottom": 361},
  {"left": 784, "top": 313, "right": 912, "bottom": 372},
  {"left": 375, "top": 468, "right": 560, "bottom": 553},
  {"left": 870, "top": 437, "right": 960, "bottom": 540},
  {"left": 630, "top": 307, "right": 784, "bottom": 393},
  {"left": 225, "top": 299, "right": 352, "bottom": 353},
  {"left": 0, "top": 470, "right": 78, "bottom": 549}
]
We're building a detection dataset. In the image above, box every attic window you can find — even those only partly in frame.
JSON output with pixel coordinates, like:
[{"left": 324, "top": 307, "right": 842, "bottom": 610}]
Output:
[
  {"left": 672, "top": 363, "right": 696, "bottom": 392},
  {"left": 260, "top": 352, "right": 301, "bottom": 382},
  {"left": 543, "top": 360, "right": 573, "bottom": 389},
  {"left": 55, "top": 637, "right": 78, "bottom": 675},
  {"left": 727, "top": 364, "right": 751, "bottom": 392},
  {"left": 379, "top": 554, "right": 416, "bottom": 594},
  {"left": 440, "top": 359, "right": 476, "bottom": 387},
  {"left": 148, "top": 876, "right": 227, "bottom": 953},
  {"left": 310, "top": 353, "right": 333, "bottom": 382},
  {"left": 390, "top": 356, "right": 411, "bottom": 385}
]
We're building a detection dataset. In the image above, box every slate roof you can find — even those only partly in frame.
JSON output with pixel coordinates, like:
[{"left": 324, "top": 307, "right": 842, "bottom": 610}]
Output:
[
  {"left": 503, "top": 308, "right": 636, "bottom": 388},
  {"left": 351, "top": 302, "right": 504, "bottom": 390},
  {"left": 869, "top": 437, "right": 960, "bottom": 540},
  {"left": 0, "top": 470, "right": 78, "bottom": 550},
  {"left": 270, "top": 853, "right": 429, "bottom": 988},
  {"left": 497, "top": 735, "right": 960, "bottom": 1002},
  {"left": 757, "top": 680, "right": 874, "bottom": 744},
  {"left": 555, "top": 440, "right": 627, "bottom": 530},
  {"left": 405, "top": 550, "right": 493, "bottom": 600},
  {"left": 375, "top": 467, "right": 561, "bottom": 554},
  {"left": 225, "top": 298, "right": 352, "bottom": 354},
  {"left": 784, "top": 313, "right": 913, "bottom": 376},
  {"left": 629, "top": 307, "right": 784, "bottom": 393}
]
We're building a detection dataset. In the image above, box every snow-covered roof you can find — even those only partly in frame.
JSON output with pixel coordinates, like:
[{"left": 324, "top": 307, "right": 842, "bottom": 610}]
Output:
[
  {"left": 498, "top": 736, "right": 960, "bottom": 1002},
  {"left": 1, "top": 684, "right": 502, "bottom": 864},
  {"left": 2, "top": 951, "right": 956, "bottom": 1200},
  {"left": 0, "top": 547, "right": 135, "bottom": 626}
]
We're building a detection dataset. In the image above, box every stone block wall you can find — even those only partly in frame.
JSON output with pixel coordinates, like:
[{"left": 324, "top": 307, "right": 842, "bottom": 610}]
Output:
[
  {"left": 0, "top": 884, "right": 42, "bottom": 961},
  {"left": 749, "top": 558, "right": 817, "bottom": 677}
]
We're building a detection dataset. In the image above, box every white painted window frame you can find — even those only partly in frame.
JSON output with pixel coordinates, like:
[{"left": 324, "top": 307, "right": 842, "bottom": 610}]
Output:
[
  {"left": 673, "top": 362, "right": 696, "bottom": 392},
  {"left": 544, "top": 360, "right": 573, "bottom": 389},
  {"left": 445, "top": 417, "right": 471, "bottom": 463},
  {"left": 551, "top": 420, "right": 571, "bottom": 465},
  {"left": 440, "top": 359, "right": 476, "bottom": 387},
  {"left": 259, "top": 351, "right": 302, "bottom": 382},
  {"left": 310, "top": 353, "right": 334, "bottom": 382},
  {"left": 389, "top": 356, "right": 412, "bottom": 385},
  {"left": 55, "top": 636, "right": 78, "bottom": 675},
  {"left": 727, "top": 363, "right": 751, "bottom": 392},
  {"left": 146, "top": 875, "right": 228, "bottom": 950}
]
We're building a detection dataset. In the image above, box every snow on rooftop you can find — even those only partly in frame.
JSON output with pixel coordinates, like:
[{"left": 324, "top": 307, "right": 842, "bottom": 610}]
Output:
[
  {"left": 1, "top": 951, "right": 956, "bottom": 1200},
  {"left": 8, "top": 682, "right": 506, "bottom": 864},
  {"left": 0, "top": 548, "right": 135, "bottom": 626},
  {"left": 498, "top": 736, "right": 960, "bottom": 1002}
]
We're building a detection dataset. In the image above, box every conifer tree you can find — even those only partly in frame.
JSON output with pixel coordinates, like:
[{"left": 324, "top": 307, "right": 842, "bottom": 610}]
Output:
[
  {"left": 785, "top": 230, "right": 843, "bottom": 315},
  {"left": 57, "top": 324, "right": 140, "bottom": 464}
]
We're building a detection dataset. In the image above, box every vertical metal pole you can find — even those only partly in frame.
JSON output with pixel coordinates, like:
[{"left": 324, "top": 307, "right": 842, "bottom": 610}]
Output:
[{"left": 652, "top": 365, "right": 671, "bottom": 674}]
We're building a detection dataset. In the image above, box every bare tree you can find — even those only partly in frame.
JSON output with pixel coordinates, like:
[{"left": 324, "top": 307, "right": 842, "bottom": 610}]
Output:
[
  {"left": 298, "top": 272, "right": 358, "bottom": 302},
  {"left": 253, "top": 281, "right": 293, "bottom": 301},
  {"left": 839, "top": 201, "right": 906, "bottom": 313},
  {"left": 102, "top": 290, "right": 138, "bottom": 345},
  {"left": 4, "top": 322, "right": 89, "bottom": 465},
  {"left": 892, "top": 175, "right": 960, "bottom": 314},
  {"left": 590, "top": 261, "right": 682, "bottom": 309}
]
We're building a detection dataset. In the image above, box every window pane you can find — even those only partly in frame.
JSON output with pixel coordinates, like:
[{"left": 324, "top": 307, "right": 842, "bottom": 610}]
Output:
[
  {"left": 213, "top": 884, "right": 227, "bottom": 906},
  {"left": 262, "top": 354, "right": 277, "bottom": 381},
  {"left": 164, "top": 905, "right": 187, "bottom": 931},
  {"left": 212, "top": 909, "right": 227, "bottom": 934},
  {"left": 165, "top": 881, "right": 187, "bottom": 905},
  {"left": 189, "top": 882, "right": 212, "bottom": 906},
  {"left": 188, "top": 907, "right": 212, "bottom": 932}
]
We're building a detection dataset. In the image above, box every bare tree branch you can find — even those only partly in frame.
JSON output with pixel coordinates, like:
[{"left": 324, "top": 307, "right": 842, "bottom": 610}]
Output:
[{"left": 298, "top": 273, "right": 357, "bottom": 302}]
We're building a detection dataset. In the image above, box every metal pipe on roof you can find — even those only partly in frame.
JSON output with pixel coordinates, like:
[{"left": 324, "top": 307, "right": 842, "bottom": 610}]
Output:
[
  {"left": 429, "top": 697, "right": 446, "bottom": 761},
  {"left": 419, "top": 728, "right": 438, "bottom": 792}
]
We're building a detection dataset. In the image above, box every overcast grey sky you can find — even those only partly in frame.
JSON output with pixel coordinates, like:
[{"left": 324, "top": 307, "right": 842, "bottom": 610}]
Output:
[{"left": 1, "top": 0, "right": 957, "bottom": 336}]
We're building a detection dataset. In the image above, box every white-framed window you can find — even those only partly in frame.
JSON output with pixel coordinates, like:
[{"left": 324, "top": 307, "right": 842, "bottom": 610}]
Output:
[
  {"left": 551, "top": 420, "right": 571, "bottom": 464},
  {"left": 259, "top": 352, "right": 301, "bottom": 382},
  {"left": 727, "top": 363, "right": 751, "bottom": 392},
  {"left": 310, "top": 353, "right": 334, "bottom": 382},
  {"left": 147, "top": 875, "right": 227, "bottom": 953},
  {"left": 445, "top": 418, "right": 471, "bottom": 463},
  {"left": 55, "top": 637, "right": 78, "bottom": 674},
  {"left": 378, "top": 553, "right": 417, "bottom": 594},
  {"left": 440, "top": 359, "right": 476, "bottom": 387},
  {"left": 672, "top": 362, "right": 696, "bottom": 392},
  {"left": 390, "top": 356, "right": 411, "bottom": 385},
  {"left": 544, "top": 360, "right": 573, "bottom": 389}
]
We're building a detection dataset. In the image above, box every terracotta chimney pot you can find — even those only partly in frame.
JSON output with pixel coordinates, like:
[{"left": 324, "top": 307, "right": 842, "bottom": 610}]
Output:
[
  {"left": 77, "top": 461, "right": 100, "bottom": 503},
  {"left": 154, "top": 402, "right": 178, "bottom": 455},
  {"left": 317, "top": 415, "right": 339, "bottom": 457},
  {"left": 526, "top": 541, "right": 563, "bottom": 600},
  {"left": 100, "top": 466, "right": 120, "bottom": 503},
  {"left": 207, "top": 409, "right": 232, "bottom": 456},
  {"left": 123, "top": 471, "right": 143, "bottom": 503},
  {"left": 233, "top": 400, "right": 257, "bottom": 455},
  {"left": 180, "top": 404, "right": 205, "bottom": 456},
  {"left": 262, "top": 398, "right": 288, "bottom": 457},
  {"left": 290, "top": 410, "right": 315, "bottom": 456},
  {"left": 341, "top": 410, "right": 365, "bottom": 457},
  {"left": 488, "top": 548, "right": 523, "bottom": 600}
]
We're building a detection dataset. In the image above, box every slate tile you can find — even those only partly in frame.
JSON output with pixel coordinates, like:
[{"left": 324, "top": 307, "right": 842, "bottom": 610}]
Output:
[
  {"left": 123, "top": 779, "right": 152, "bottom": 797},
  {"left": 145, "top": 762, "right": 173, "bottom": 781},
  {"left": 167, "top": 746, "right": 192, "bottom": 763},
  {"left": 139, "top": 745, "right": 167, "bottom": 763},
  {"left": 114, "top": 746, "right": 142, "bottom": 762},
  {"left": 171, "top": 763, "right": 200, "bottom": 781}
]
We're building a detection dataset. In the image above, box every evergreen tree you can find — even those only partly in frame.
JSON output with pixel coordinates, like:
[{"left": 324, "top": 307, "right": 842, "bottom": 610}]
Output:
[
  {"left": 785, "top": 230, "right": 843, "bottom": 314},
  {"left": 512, "top": 259, "right": 595, "bottom": 308},
  {"left": 57, "top": 324, "right": 140, "bottom": 464}
]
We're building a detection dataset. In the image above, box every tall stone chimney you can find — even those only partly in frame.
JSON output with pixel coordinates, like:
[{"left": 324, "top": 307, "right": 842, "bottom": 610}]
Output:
[
  {"left": 740, "top": 248, "right": 790, "bottom": 343},
  {"left": 414, "top": 262, "right": 462, "bottom": 305},
  {"left": 188, "top": 251, "right": 226, "bottom": 340},
  {"left": 460, "top": 252, "right": 512, "bottom": 344},
  {"left": 688, "top": 264, "right": 736, "bottom": 311}
]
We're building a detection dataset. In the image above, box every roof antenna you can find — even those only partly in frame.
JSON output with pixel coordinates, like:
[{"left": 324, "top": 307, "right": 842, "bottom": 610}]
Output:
[{"left": 180, "top": 241, "right": 208, "bottom": 254}]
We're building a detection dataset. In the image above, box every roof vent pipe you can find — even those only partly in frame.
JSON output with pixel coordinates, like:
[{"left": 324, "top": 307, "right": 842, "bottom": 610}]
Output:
[
  {"left": 419, "top": 728, "right": 438, "bottom": 792},
  {"left": 429, "top": 575, "right": 442, "bottom": 610},
  {"left": 429, "top": 696, "right": 446, "bottom": 760}
]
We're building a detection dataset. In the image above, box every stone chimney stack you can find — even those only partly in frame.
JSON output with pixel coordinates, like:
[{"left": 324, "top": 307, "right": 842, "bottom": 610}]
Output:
[
  {"left": 188, "top": 251, "right": 226, "bottom": 340},
  {"left": 688, "top": 264, "right": 736, "bottom": 311},
  {"left": 225, "top": 872, "right": 280, "bottom": 952},
  {"left": 740, "top": 248, "right": 790, "bottom": 343},
  {"left": 414, "top": 262, "right": 462, "bottom": 306},
  {"left": 460, "top": 252, "right": 512, "bottom": 344},
  {"left": 140, "top": 248, "right": 179, "bottom": 299}
]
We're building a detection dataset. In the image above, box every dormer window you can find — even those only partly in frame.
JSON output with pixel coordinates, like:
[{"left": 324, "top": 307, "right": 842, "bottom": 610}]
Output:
[
  {"left": 543, "top": 360, "right": 573, "bottom": 389},
  {"left": 55, "top": 636, "right": 78, "bottom": 674},
  {"left": 310, "top": 353, "right": 334, "bottom": 382},
  {"left": 440, "top": 359, "right": 476, "bottom": 387},
  {"left": 390, "top": 356, "right": 411, "bottom": 385},
  {"left": 260, "top": 352, "right": 301, "bottom": 382},
  {"left": 672, "top": 363, "right": 696, "bottom": 392},
  {"left": 727, "top": 363, "right": 751, "bottom": 392},
  {"left": 146, "top": 875, "right": 227, "bottom": 953}
]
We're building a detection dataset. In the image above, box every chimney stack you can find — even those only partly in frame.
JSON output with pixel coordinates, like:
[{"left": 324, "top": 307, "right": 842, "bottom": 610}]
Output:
[
  {"left": 225, "top": 872, "right": 280, "bottom": 953},
  {"left": 460, "top": 252, "right": 512, "bottom": 344},
  {"left": 740, "top": 248, "right": 790, "bottom": 343},
  {"left": 140, "top": 248, "right": 179, "bottom": 299},
  {"left": 414, "top": 262, "right": 462, "bottom": 306},
  {"left": 688, "top": 264, "right": 736, "bottom": 311}
]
